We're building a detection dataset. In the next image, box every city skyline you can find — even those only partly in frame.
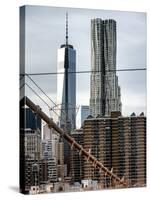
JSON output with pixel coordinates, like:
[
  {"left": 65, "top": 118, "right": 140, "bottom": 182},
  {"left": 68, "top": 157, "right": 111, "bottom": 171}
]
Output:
[
  {"left": 20, "top": 5, "right": 147, "bottom": 194},
  {"left": 22, "top": 5, "right": 146, "bottom": 128},
  {"left": 20, "top": 96, "right": 146, "bottom": 193}
]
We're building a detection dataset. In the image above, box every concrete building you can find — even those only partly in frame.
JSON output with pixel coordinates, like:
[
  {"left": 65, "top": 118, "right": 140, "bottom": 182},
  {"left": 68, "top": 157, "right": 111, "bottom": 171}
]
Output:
[
  {"left": 42, "top": 124, "right": 59, "bottom": 183},
  {"left": 24, "top": 129, "right": 41, "bottom": 160},
  {"left": 81, "top": 105, "right": 90, "bottom": 125},
  {"left": 41, "top": 139, "right": 58, "bottom": 183},
  {"left": 82, "top": 115, "right": 112, "bottom": 188},
  {"left": 90, "top": 19, "right": 121, "bottom": 117},
  {"left": 57, "top": 140, "right": 65, "bottom": 181},
  {"left": 43, "top": 124, "right": 60, "bottom": 159},
  {"left": 43, "top": 124, "right": 52, "bottom": 140},
  {"left": 24, "top": 107, "right": 42, "bottom": 161},
  {"left": 20, "top": 105, "right": 58, "bottom": 193},
  {"left": 70, "top": 129, "right": 84, "bottom": 183},
  {"left": 117, "top": 112, "right": 146, "bottom": 187},
  {"left": 25, "top": 158, "right": 58, "bottom": 193},
  {"left": 40, "top": 159, "right": 58, "bottom": 183},
  {"left": 24, "top": 160, "right": 40, "bottom": 192},
  {"left": 82, "top": 112, "right": 146, "bottom": 188},
  {"left": 20, "top": 100, "right": 42, "bottom": 193},
  {"left": 24, "top": 107, "right": 42, "bottom": 159},
  {"left": 41, "top": 139, "right": 52, "bottom": 160},
  {"left": 43, "top": 124, "right": 65, "bottom": 182}
]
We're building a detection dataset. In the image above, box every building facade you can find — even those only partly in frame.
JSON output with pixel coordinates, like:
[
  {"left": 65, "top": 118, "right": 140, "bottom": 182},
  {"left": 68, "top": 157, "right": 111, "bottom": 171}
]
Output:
[
  {"left": 90, "top": 18, "right": 121, "bottom": 117},
  {"left": 81, "top": 105, "right": 90, "bottom": 125},
  {"left": 82, "top": 112, "right": 146, "bottom": 188},
  {"left": 20, "top": 101, "right": 42, "bottom": 193},
  {"left": 70, "top": 129, "right": 84, "bottom": 183},
  {"left": 82, "top": 115, "right": 112, "bottom": 188},
  {"left": 42, "top": 124, "right": 59, "bottom": 183},
  {"left": 20, "top": 104, "right": 59, "bottom": 193},
  {"left": 43, "top": 124, "right": 65, "bottom": 182}
]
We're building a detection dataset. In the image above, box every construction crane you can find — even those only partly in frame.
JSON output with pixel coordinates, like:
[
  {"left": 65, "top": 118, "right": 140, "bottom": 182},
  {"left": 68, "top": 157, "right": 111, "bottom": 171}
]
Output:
[{"left": 24, "top": 96, "right": 127, "bottom": 187}]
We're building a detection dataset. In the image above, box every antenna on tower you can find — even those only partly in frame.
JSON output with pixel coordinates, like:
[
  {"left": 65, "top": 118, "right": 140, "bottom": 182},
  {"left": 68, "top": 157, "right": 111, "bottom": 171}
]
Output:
[{"left": 66, "top": 12, "right": 68, "bottom": 45}]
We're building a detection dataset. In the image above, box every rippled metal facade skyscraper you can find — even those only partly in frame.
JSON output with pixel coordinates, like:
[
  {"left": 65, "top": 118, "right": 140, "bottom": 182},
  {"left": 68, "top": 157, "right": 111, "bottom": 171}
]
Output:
[{"left": 90, "top": 18, "right": 122, "bottom": 117}]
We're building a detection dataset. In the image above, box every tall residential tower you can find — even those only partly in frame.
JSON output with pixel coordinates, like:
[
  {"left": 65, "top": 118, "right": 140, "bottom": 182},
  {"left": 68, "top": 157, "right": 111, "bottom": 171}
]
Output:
[{"left": 90, "top": 19, "right": 121, "bottom": 117}]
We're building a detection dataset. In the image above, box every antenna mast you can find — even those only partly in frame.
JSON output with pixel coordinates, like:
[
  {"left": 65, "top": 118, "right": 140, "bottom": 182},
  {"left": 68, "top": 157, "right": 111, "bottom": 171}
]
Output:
[{"left": 66, "top": 12, "right": 68, "bottom": 45}]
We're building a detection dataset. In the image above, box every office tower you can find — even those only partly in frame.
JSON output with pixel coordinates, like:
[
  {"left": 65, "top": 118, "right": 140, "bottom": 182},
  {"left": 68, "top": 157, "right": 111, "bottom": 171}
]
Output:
[
  {"left": 90, "top": 19, "right": 122, "bottom": 117},
  {"left": 24, "top": 108, "right": 42, "bottom": 161},
  {"left": 23, "top": 107, "right": 42, "bottom": 161},
  {"left": 42, "top": 124, "right": 58, "bottom": 183},
  {"left": 57, "top": 13, "right": 76, "bottom": 176},
  {"left": 43, "top": 124, "right": 63, "bottom": 162},
  {"left": 38, "top": 158, "right": 58, "bottom": 184},
  {"left": 42, "top": 140, "right": 53, "bottom": 160},
  {"left": 57, "top": 13, "right": 76, "bottom": 131},
  {"left": 43, "top": 124, "right": 52, "bottom": 140},
  {"left": 57, "top": 141, "right": 65, "bottom": 181},
  {"left": 25, "top": 161, "right": 40, "bottom": 192},
  {"left": 25, "top": 107, "right": 41, "bottom": 131},
  {"left": 43, "top": 124, "right": 65, "bottom": 182},
  {"left": 82, "top": 112, "right": 146, "bottom": 188},
  {"left": 41, "top": 139, "right": 57, "bottom": 183},
  {"left": 70, "top": 129, "right": 84, "bottom": 183},
  {"left": 20, "top": 98, "right": 42, "bottom": 193},
  {"left": 43, "top": 124, "right": 59, "bottom": 159},
  {"left": 81, "top": 105, "right": 90, "bottom": 125}
]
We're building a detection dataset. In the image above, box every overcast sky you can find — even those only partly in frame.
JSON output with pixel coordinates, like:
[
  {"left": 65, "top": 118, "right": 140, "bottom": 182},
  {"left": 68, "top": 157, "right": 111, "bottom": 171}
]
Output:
[{"left": 21, "top": 5, "right": 146, "bottom": 128}]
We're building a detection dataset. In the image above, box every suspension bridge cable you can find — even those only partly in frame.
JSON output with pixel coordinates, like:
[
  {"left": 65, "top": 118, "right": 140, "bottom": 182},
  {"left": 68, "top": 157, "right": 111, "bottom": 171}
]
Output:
[
  {"left": 20, "top": 67, "right": 146, "bottom": 76},
  {"left": 26, "top": 74, "right": 77, "bottom": 123},
  {"left": 25, "top": 83, "right": 52, "bottom": 110},
  {"left": 24, "top": 83, "right": 65, "bottom": 122},
  {"left": 26, "top": 74, "right": 64, "bottom": 112}
]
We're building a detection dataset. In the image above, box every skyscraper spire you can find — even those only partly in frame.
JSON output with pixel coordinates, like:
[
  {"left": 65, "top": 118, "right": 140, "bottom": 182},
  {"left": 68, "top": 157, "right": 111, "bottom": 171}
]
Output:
[{"left": 66, "top": 12, "right": 68, "bottom": 45}]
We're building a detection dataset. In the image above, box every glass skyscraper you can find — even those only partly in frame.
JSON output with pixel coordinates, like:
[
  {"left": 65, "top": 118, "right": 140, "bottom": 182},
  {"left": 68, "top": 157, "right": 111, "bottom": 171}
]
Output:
[
  {"left": 90, "top": 18, "right": 122, "bottom": 117},
  {"left": 57, "top": 44, "right": 76, "bottom": 130},
  {"left": 57, "top": 14, "right": 76, "bottom": 176}
]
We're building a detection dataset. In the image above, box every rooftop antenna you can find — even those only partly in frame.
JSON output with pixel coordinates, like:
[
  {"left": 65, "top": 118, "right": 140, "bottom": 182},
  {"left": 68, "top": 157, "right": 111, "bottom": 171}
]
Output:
[{"left": 66, "top": 12, "right": 68, "bottom": 45}]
